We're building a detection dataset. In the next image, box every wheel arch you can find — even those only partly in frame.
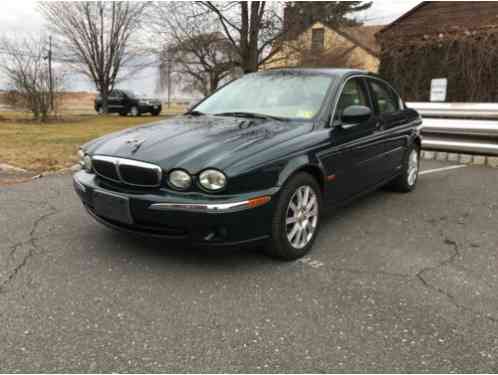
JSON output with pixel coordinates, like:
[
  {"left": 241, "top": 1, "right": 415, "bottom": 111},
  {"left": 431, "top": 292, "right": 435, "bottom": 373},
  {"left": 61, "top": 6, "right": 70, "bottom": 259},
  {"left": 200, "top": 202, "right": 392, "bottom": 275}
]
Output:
[{"left": 277, "top": 156, "right": 326, "bottom": 193}]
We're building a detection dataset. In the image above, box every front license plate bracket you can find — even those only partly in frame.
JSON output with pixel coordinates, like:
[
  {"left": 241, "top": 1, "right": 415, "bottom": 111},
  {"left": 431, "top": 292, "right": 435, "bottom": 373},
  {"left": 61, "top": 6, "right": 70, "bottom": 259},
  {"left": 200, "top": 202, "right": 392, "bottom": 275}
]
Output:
[{"left": 93, "top": 190, "right": 133, "bottom": 224}]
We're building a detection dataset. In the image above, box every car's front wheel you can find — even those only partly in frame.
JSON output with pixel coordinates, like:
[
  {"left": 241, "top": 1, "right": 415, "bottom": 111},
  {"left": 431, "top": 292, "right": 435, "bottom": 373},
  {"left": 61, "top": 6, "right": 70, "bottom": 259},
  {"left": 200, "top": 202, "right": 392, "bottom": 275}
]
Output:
[{"left": 266, "top": 172, "right": 321, "bottom": 260}]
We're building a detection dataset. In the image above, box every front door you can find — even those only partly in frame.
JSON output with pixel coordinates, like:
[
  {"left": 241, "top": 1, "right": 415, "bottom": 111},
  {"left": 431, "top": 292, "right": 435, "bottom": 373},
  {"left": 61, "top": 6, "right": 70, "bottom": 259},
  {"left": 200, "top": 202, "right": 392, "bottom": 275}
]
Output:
[{"left": 320, "top": 77, "right": 384, "bottom": 204}]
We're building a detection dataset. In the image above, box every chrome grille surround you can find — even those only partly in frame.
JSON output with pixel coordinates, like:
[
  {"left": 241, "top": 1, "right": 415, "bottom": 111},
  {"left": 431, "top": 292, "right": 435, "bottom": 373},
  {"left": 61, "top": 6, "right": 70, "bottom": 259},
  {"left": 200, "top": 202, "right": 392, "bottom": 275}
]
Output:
[{"left": 91, "top": 155, "right": 162, "bottom": 188}]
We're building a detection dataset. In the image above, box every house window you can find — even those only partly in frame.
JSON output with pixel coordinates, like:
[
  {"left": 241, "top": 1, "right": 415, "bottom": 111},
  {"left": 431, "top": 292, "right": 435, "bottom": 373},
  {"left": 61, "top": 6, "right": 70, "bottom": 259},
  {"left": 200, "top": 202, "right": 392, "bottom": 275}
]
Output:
[{"left": 311, "top": 28, "right": 325, "bottom": 51}]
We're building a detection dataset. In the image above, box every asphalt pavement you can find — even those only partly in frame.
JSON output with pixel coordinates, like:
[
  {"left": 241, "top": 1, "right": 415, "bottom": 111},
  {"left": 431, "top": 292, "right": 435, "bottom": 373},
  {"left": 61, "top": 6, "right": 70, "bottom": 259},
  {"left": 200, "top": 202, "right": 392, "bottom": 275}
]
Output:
[{"left": 1, "top": 160, "right": 497, "bottom": 372}]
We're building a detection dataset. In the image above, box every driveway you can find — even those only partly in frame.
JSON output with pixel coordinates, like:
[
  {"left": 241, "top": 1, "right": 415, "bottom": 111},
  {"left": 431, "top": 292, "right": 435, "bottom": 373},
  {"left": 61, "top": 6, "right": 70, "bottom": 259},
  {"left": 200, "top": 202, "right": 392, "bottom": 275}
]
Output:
[{"left": 1, "top": 160, "right": 497, "bottom": 372}]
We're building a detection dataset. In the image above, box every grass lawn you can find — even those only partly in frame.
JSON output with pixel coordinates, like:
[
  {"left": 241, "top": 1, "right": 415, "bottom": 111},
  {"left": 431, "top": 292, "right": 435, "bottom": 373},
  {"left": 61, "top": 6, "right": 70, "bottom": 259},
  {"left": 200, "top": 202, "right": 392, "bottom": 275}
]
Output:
[{"left": 0, "top": 112, "right": 178, "bottom": 173}]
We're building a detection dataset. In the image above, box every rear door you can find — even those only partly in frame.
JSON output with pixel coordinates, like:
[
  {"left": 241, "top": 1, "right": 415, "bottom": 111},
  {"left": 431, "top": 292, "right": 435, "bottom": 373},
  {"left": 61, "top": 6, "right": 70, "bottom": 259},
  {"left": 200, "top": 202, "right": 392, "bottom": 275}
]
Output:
[
  {"left": 367, "top": 78, "right": 409, "bottom": 177},
  {"left": 320, "top": 76, "right": 384, "bottom": 203},
  {"left": 108, "top": 90, "right": 125, "bottom": 112}
]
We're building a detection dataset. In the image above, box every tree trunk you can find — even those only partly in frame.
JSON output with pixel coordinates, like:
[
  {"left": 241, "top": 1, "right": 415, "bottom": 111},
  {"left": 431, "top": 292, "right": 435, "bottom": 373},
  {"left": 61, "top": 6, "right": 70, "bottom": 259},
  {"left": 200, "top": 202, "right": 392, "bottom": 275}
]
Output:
[
  {"left": 99, "top": 84, "right": 110, "bottom": 114},
  {"left": 209, "top": 73, "right": 220, "bottom": 94}
]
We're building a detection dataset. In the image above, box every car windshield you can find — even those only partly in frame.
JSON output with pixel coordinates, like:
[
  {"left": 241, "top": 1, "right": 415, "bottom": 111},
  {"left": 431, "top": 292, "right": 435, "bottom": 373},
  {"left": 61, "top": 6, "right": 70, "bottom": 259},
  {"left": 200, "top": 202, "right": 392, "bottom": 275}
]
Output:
[{"left": 194, "top": 71, "right": 335, "bottom": 120}]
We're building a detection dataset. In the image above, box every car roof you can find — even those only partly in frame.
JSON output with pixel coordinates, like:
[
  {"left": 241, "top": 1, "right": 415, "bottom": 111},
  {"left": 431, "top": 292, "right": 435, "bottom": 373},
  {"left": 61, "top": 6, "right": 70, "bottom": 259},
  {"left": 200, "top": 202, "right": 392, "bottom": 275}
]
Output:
[{"left": 259, "top": 68, "right": 370, "bottom": 78}]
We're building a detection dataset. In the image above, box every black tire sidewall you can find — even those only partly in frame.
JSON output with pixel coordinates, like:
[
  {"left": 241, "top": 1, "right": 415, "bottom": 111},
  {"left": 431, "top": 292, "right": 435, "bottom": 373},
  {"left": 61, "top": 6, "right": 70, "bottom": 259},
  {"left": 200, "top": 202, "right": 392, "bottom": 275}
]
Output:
[{"left": 268, "top": 172, "right": 322, "bottom": 260}]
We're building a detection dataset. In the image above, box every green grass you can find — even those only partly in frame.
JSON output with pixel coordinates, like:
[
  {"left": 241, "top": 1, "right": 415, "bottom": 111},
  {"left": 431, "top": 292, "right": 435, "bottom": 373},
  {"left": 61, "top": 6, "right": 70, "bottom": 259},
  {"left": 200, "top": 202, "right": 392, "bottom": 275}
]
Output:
[{"left": 0, "top": 112, "right": 177, "bottom": 172}]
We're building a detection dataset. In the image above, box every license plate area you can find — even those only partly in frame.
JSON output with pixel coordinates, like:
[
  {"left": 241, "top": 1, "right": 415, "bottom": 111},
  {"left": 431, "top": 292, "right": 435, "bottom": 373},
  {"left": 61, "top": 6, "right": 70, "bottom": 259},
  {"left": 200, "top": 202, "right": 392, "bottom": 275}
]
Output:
[{"left": 93, "top": 190, "right": 133, "bottom": 224}]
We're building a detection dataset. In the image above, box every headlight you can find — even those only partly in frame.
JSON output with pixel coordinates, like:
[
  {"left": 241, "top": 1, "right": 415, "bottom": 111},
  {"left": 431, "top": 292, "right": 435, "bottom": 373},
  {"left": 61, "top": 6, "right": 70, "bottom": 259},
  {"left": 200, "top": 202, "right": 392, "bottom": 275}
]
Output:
[
  {"left": 78, "top": 149, "right": 92, "bottom": 172},
  {"left": 199, "top": 169, "right": 226, "bottom": 191},
  {"left": 168, "top": 169, "right": 192, "bottom": 190},
  {"left": 78, "top": 150, "right": 85, "bottom": 167}
]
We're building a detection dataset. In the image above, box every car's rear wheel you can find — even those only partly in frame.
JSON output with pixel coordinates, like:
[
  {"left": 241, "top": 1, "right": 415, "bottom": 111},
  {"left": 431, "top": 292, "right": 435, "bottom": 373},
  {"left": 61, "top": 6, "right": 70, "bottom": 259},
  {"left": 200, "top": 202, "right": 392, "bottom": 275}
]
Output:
[
  {"left": 389, "top": 143, "right": 420, "bottom": 192},
  {"left": 151, "top": 110, "right": 161, "bottom": 116},
  {"left": 265, "top": 172, "right": 321, "bottom": 260},
  {"left": 97, "top": 106, "right": 104, "bottom": 115},
  {"left": 129, "top": 106, "right": 140, "bottom": 117}
]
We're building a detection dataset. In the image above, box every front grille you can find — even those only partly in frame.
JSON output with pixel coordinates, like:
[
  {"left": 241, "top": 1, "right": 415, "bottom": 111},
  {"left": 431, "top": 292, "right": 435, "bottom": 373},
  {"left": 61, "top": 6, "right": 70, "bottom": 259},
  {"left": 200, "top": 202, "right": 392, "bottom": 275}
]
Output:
[
  {"left": 120, "top": 164, "right": 160, "bottom": 186},
  {"left": 92, "top": 155, "right": 162, "bottom": 187},
  {"left": 93, "top": 158, "right": 119, "bottom": 181}
]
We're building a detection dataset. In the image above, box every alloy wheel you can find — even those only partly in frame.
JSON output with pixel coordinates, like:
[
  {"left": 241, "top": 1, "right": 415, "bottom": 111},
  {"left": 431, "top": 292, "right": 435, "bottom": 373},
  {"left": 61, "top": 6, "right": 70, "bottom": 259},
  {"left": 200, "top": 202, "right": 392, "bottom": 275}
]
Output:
[
  {"left": 285, "top": 185, "right": 319, "bottom": 249},
  {"left": 407, "top": 149, "right": 419, "bottom": 186},
  {"left": 130, "top": 106, "right": 139, "bottom": 116}
]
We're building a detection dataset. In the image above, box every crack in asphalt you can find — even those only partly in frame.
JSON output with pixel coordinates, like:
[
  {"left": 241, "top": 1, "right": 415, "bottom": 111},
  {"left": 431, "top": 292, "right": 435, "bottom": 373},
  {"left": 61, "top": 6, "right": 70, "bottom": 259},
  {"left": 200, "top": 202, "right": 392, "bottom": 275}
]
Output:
[
  {"left": 314, "top": 233, "right": 498, "bottom": 324},
  {"left": 0, "top": 201, "right": 60, "bottom": 294},
  {"left": 416, "top": 237, "right": 498, "bottom": 324}
]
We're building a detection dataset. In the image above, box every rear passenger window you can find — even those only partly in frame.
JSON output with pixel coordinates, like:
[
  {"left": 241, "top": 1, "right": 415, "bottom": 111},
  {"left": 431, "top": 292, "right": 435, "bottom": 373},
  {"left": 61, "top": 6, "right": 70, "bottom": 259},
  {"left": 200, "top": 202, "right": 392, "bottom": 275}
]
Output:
[{"left": 369, "top": 80, "right": 400, "bottom": 114}]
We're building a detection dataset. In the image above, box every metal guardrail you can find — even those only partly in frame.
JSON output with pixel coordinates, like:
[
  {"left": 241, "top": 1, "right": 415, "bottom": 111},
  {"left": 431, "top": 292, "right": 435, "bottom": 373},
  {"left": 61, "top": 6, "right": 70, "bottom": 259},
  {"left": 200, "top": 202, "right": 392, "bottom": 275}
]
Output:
[
  {"left": 408, "top": 102, "right": 498, "bottom": 119},
  {"left": 407, "top": 102, "right": 498, "bottom": 156}
]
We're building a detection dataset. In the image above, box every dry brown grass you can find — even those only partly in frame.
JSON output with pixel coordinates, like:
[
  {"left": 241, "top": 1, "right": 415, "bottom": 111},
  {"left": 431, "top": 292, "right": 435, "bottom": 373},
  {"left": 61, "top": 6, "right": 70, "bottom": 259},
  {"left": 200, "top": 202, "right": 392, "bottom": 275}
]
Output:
[{"left": 0, "top": 112, "right": 179, "bottom": 173}]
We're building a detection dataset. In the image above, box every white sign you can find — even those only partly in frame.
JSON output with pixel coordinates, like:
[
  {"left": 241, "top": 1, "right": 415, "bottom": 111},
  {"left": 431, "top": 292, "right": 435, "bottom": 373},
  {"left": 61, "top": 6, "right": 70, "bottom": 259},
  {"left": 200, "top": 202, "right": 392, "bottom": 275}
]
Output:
[{"left": 430, "top": 78, "right": 447, "bottom": 102}]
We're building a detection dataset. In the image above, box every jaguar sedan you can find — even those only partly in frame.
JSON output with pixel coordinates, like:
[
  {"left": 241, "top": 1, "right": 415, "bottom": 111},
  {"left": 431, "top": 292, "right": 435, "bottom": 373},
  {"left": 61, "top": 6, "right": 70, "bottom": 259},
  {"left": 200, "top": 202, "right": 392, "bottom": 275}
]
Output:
[{"left": 74, "top": 69, "right": 422, "bottom": 260}]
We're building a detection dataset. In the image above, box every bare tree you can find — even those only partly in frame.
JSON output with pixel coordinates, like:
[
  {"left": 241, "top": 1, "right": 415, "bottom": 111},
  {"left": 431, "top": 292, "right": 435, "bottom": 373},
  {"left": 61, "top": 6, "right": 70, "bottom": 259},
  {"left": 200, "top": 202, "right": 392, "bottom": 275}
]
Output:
[
  {"left": 0, "top": 35, "right": 64, "bottom": 122},
  {"left": 196, "top": 2, "right": 285, "bottom": 73},
  {"left": 39, "top": 1, "right": 148, "bottom": 113},
  {"left": 150, "top": 3, "right": 239, "bottom": 97},
  {"left": 166, "top": 33, "right": 238, "bottom": 96}
]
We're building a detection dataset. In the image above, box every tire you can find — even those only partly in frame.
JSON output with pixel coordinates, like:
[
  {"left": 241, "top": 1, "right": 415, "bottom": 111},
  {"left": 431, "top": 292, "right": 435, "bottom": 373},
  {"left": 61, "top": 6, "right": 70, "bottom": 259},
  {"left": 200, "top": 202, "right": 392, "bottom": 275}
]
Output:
[
  {"left": 151, "top": 110, "right": 161, "bottom": 116},
  {"left": 97, "top": 106, "right": 104, "bottom": 115},
  {"left": 119, "top": 112, "right": 127, "bottom": 117},
  {"left": 129, "top": 106, "right": 140, "bottom": 117},
  {"left": 388, "top": 143, "right": 420, "bottom": 192},
  {"left": 265, "top": 172, "right": 322, "bottom": 260}
]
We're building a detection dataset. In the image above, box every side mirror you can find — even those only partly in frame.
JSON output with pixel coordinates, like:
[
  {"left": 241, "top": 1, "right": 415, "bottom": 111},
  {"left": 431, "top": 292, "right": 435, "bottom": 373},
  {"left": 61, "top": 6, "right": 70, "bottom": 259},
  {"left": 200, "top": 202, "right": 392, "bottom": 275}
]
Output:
[{"left": 340, "top": 105, "right": 372, "bottom": 127}]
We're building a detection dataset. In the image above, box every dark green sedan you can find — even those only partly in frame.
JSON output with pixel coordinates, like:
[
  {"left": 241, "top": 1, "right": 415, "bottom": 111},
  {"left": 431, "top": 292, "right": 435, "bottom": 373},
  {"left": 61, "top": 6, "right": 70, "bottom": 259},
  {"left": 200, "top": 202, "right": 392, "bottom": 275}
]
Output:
[{"left": 74, "top": 69, "right": 422, "bottom": 260}]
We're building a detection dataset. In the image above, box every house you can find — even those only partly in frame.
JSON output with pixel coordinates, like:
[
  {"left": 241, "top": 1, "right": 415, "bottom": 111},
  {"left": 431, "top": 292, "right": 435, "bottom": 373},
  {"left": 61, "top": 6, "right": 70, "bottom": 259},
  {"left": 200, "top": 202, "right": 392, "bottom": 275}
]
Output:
[
  {"left": 376, "top": 1, "right": 498, "bottom": 102},
  {"left": 265, "top": 21, "right": 382, "bottom": 72}
]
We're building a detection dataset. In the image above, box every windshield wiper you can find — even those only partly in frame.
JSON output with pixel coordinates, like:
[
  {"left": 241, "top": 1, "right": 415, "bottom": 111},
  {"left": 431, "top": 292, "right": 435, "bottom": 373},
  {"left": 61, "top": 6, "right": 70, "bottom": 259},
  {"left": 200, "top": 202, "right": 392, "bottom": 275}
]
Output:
[
  {"left": 214, "top": 111, "right": 289, "bottom": 122},
  {"left": 185, "top": 110, "right": 206, "bottom": 116}
]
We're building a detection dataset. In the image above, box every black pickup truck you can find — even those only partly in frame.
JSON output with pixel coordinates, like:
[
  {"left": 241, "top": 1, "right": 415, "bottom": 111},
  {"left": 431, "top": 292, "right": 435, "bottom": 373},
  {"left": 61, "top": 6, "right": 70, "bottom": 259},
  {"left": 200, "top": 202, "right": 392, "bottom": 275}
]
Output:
[{"left": 95, "top": 90, "right": 162, "bottom": 116}]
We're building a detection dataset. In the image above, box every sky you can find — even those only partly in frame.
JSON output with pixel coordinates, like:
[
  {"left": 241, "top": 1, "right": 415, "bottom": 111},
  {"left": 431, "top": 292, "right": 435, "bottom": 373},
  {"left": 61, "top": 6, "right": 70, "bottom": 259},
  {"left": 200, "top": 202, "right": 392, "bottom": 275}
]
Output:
[{"left": 0, "top": 0, "right": 421, "bottom": 97}]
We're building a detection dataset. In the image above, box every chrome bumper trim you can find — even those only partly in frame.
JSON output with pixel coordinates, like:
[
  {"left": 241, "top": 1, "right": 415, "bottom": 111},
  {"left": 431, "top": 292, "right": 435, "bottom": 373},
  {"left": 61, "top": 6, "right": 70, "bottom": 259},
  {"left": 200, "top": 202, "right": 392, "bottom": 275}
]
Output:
[{"left": 149, "top": 199, "right": 267, "bottom": 213}]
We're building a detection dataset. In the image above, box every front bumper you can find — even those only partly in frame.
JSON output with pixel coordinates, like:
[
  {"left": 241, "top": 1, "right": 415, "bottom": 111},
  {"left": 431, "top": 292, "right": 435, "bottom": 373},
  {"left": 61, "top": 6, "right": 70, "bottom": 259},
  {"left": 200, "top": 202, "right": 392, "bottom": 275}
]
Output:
[{"left": 73, "top": 171, "right": 277, "bottom": 246}]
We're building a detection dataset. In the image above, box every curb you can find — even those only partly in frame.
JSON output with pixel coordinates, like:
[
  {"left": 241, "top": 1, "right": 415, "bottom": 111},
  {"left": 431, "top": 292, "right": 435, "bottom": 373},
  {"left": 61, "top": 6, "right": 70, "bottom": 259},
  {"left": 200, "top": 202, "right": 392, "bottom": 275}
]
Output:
[
  {"left": 0, "top": 163, "right": 29, "bottom": 174},
  {"left": 421, "top": 151, "right": 498, "bottom": 168},
  {"left": 32, "top": 164, "right": 81, "bottom": 179}
]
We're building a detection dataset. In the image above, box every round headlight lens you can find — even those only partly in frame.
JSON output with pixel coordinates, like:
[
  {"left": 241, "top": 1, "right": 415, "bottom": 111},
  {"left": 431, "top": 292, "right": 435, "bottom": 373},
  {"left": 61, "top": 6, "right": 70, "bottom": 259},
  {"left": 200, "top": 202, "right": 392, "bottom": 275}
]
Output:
[
  {"left": 78, "top": 149, "right": 92, "bottom": 172},
  {"left": 83, "top": 155, "right": 92, "bottom": 172},
  {"left": 169, "top": 170, "right": 192, "bottom": 190},
  {"left": 199, "top": 169, "right": 226, "bottom": 191}
]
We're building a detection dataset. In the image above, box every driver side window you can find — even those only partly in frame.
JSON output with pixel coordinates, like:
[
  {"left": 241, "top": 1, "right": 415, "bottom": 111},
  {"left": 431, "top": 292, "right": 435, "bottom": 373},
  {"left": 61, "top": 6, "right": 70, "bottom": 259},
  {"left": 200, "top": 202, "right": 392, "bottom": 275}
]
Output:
[
  {"left": 110, "top": 90, "right": 122, "bottom": 99},
  {"left": 333, "top": 78, "right": 368, "bottom": 123}
]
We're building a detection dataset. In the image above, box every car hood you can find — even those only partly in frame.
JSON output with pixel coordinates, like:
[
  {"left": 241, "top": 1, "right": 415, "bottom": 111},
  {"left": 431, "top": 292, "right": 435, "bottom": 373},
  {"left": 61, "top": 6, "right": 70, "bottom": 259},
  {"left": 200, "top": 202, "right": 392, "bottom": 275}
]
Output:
[{"left": 84, "top": 115, "right": 311, "bottom": 174}]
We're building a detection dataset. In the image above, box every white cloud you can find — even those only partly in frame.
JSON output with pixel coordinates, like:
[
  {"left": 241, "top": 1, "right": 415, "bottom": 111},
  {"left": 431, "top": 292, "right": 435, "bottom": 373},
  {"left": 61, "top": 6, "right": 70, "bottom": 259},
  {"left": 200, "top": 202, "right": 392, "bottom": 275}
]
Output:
[{"left": 362, "top": 0, "right": 422, "bottom": 25}]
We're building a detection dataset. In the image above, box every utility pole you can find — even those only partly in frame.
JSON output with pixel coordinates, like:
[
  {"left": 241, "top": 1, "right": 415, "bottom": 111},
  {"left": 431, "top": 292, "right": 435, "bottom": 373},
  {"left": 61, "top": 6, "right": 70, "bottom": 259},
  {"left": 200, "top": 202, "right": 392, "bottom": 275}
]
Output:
[
  {"left": 167, "top": 56, "right": 171, "bottom": 108},
  {"left": 48, "top": 36, "right": 54, "bottom": 111}
]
